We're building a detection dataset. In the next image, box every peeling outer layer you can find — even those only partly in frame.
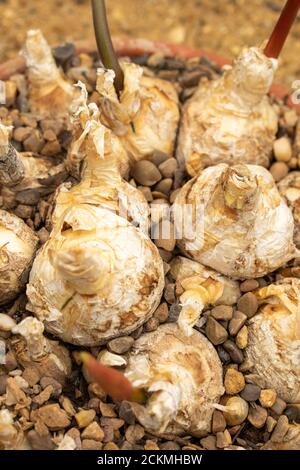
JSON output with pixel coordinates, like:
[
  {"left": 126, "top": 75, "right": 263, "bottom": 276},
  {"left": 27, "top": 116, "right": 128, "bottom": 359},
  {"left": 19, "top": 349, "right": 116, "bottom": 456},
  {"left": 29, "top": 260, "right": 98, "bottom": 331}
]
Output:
[
  {"left": 177, "top": 47, "right": 278, "bottom": 176},
  {"left": 11, "top": 317, "right": 72, "bottom": 385},
  {"left": 245, "top": 278, "right": 300, "bottom": 403},
  {"left": 0, "top": 123, "right": 25, "bottom": 187},
  {"left": 169, "top": 256, "right": 240, "bottom": 335},
  {"left": 96, "top": 62, "right": 180, "bottom": 163},
  {"left": 125, "top": 323, "right": 224, "bottom": 437},
  {"left": 262, "top": 424, "right": 300, "bottom": 450},
  {"left": 172, "top": 163, "right": 295, "bottom": 279},
  {"left": 278, "top": 171, "right": 300, "bottom": 249},
  {"left": 0, "top": 209, "right": 38, "bottom": 305},
  {"left": 26, "top": 80, "right": 164, "bottom": 346},
  {"left": 22, "top": 29, "right": 76, "bottom": 118},
  {"left": 26, "top": 204, "right": 164, "bottom": 346},
  {"left": 55, "top": 82, "right": 147, "bottom": 232}
]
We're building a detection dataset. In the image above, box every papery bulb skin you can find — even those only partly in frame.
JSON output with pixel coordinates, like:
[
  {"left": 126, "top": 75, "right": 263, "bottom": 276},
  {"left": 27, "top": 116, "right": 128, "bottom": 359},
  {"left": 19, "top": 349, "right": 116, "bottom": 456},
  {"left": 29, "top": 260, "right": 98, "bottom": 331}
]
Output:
[
  {"left": 172, "top": 163, "right": 295, "bottom": 279},
  {"left": 245, "top": 278, "right": 300, "bottom": 403},
  {"left": 177, "top": 47, "right": 278, "bottom": 176},
  {"left": 26, "top": 204, "right": 164, "bottom": 346},
  {"left": 169, "top": 256, "right": 240, "bottom": 334},
  {"left": 0, "top": 209, "right": 38, "bottom": 305},
  {"left": 96, "top": 62, "right": 180, "bottom": 163},
  {"left": 26, "top": 81, "right": 164, "bottom": 346},
  {"left": 125, "top": 323, "right": 224, "bottom": 437},
  {"left": 11, "top": 317, "right": 72, "bottom": 385},
  {"left": 22, "top": 30, "right": 76, "bottom": 118},
  {"left": 278, "top": 171, "right": 300, "bottom": 249}
]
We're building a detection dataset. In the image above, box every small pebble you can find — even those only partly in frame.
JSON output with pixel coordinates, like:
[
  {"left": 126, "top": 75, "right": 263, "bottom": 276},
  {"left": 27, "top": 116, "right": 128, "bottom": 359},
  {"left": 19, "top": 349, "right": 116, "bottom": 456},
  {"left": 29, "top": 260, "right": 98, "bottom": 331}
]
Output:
[
  {"left": 160, "top": 441, "right": 181, "bottom": 450},
  {"left": 23, "top": 130, "right": 45, "bottom": 153},
  {"left": 13, "top": 126, "right": 32, "bottom": 142},
  {"left": 103, "top": 442, "right": 119, "bottom": 450},
  {"left": 82, "top": 439, "right": 102, "bottom": 450},
  {"left": 271, "top": 397, "right": 287, "bottom": 415},
  {"left": 154, "top": 178, "right": 173, "bottom": 195},
  {"left": 131, "top": 160, "right": 161, "bottom": 186},
  {"left": 223, "top": 340, "right": 244, "bottom": 364},
  {"left": 240, "top": 279, "right": 259, "bottom": 292},
  {"left": 211, "top": 305, "right": 233, "bottom": 321},
  {"left": 247, "top": 405, "right": 268, "bottom": 429},
  {"left": 270, "top": 162, "right": 289, "bottom": 182},
  {"left": 107, "top": 336, "right": 134, "bottom": 354},
  {"left": 205, "top": 317, "right": 228, "bottom": 345},
  {"left": 212, "top": 410, "right": 226, "bottom": 433},
  {"left": 259, "top": 389, "right": 277, "bottom": 408},
  {"left": 237, "top": 293, "right": 258, "bottom": 319},
  {"left": 216, "top": 430, "right": 232, "bottom": 449},
  {"left": 75, "top": 409, "right": 96, "bottom": 429},
  {"left": 164, "top": 283, "right": 175, "bottom": 304},
  {"left": 0, "top": 313, "right": 16, "bottom": 332},
  {"left": 229, "top": 311, "right": 247, "bottom": 336},
  {"left": 125, "top": 424, "right": 145, "bottom": 444},
  {"left": 158, "top": 158, "right": 178, "bottom": 178},
  {"left": 240, "top": 383, "right": 261, "bottom": 402},
  {"left": 119, "top": 401, "right": 136, "bottom": 425},
  {"left": 273, "top": 137, "right": 292, "bottom": 162},
  {"left": 144, "top": 317, "right": 159, "bottom": 332},
  {"left": 149, "top": 150, "right": 169, "bottom": 166},
  {"left": 36, "top": 404, "right": 70, "bottom": 430},
  {"left": 235, "top": 325, "right": 248, "bottom": 349},
  {"left": 266, "top": 416, "right": 277, "bottom": 433},
  {"left": 154, "top": 220, "right": 176, "bottom": 252},
  {"left": 16, "top": 189, "right": 40, "bottom": 206},
  {"left": 41, "top": 140, "right": 61, "bottom": 157},
  {"left": 224, "top": 368, "right": 245, "bottom": 395},
  {"left": 0, "top": 375, "right": 7, "bottom": 395},
  {"left": 81, "top": 422, "right": 104, "bottom": 442},
  {"left": 154, "top": 302, "right": 169, "bottom": 323},
  {"left": 284, "top": 405, "right": 300, "bottom": 423},
  {"left": 200, "top": 435, "right": 217, "bottom": 450},
  {"left": 99, "top": 402, "right": 116, "bottom": 418}
]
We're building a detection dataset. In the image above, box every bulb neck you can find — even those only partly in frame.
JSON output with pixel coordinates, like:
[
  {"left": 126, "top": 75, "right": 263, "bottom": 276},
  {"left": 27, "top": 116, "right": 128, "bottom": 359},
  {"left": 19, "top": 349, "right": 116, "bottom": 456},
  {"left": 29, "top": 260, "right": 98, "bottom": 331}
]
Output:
[{"left": 222, "top": 165, "right": 258, "bottom": 210}]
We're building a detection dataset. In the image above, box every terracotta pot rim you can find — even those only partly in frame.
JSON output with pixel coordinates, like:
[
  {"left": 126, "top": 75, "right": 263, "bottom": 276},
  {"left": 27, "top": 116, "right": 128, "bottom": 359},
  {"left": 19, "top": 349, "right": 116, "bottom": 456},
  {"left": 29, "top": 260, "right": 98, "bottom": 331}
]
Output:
[{"left": 0, "top": 35, "right": 298, "bottom": 112}]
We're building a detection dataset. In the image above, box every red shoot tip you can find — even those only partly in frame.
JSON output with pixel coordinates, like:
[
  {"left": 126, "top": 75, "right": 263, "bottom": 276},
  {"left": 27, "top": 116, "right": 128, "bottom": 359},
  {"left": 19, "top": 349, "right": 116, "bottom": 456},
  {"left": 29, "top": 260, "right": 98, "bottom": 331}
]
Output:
[
  {"left": 264, "top": 0, "right": 300, "bottom": 58},
  {"left": 80, "top": 352, "right": 146, "bottom": 403}
]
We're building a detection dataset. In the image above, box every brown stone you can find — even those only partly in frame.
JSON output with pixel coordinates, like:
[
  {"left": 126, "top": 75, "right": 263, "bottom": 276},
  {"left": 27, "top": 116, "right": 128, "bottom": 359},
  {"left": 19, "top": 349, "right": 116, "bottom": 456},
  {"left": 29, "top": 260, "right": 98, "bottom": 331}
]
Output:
[
  {"left": 211, "top": 305, "right": 233, "bottom": 321},
  {"left": 235, "top": 326, "right": 248, "bottom": 349},
  {"left": 144, "top": 317, "right": 159, "bottom": 332},
  {"left": 237, "top": 293, "right": 258, "bottom": 318},
  {"left": 131, "top": 160, "right": 162, "bottom": 186},
  {"left": 259, "top": 389, "right": 277, "bottom": 408},
  {"left": 240, "top": 279, "right": 259, "bottom": 292},
  {"left": 200, "top": 435, "right": 217, "bottom": 450},
  {"left": 99, "top": 401, "right": 116, "bottom": 418},
  {"left": 154, "top": 302, "right": 169, "bottom": 323},
  {"left": 23, "top": 130, "right": 45, "bottom": 153},
  {"left": 212, "top": 410, "right": 226, "bottom": 433},
  {"left": 13, "top": 126, "right": 32, "bottom": 142},
  {"left": 158, "top": 158, "right": 178, "bottom": 178},
  {"left": 33, "top": 385, "right": 53, "bottom": 406},
  {"left": 223, "top": 340, "right": 244, "bottom": 364},
  {"left": 82, "top": 439, "right": 103, "bottom": 450},
  {"left": 119, "top": 401, "right": 136, "bottom": 425},
  {"left": 247, "top": 405, "right": 268, "bottom": 428},
  {"left": 37, "top": 404, "right": 70, "bottom": 430},
  {"left": 271, "top": 398, "right": 287, "bottom": 415},
  {"left": 27, "top": 430, "right": 55, "bottom": 450},
  {"left": 224, "top": 368, "right": 245, "bottom": 395},
  {"left": 108, "top": 336, "right": 134, "bottom": 354},
  {"left": 229, "top": 311, "right": 247, "bottom": 336},
  {"left": 81, "top": 422, "right": 104, "bottom": 441},
  {"left": 41, "top": 140, "right": 61, "bottom": 157},
  {"left": 125, "top": 424, "right": 145, "bottom": 444},
  {"left": 75, "top": 409, "right": 96, "bottom": 429},
  {"left": 205, "top": 317, "right": 228, "bottom": 345},
  {"left": 216, "top": 430, "right": 232, "bottom": 449},
  {"left": 240, "top": 384, "right": 261, "bottom": 402}
]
